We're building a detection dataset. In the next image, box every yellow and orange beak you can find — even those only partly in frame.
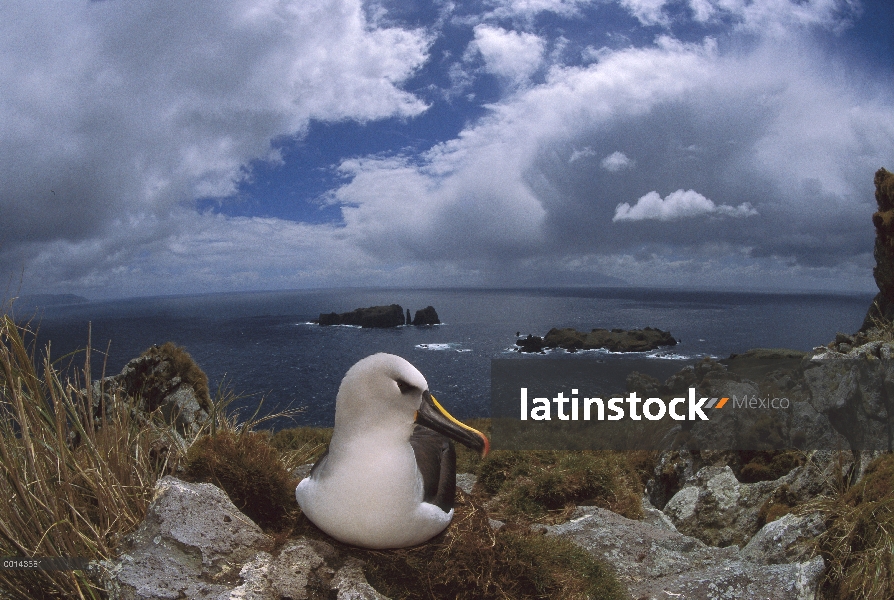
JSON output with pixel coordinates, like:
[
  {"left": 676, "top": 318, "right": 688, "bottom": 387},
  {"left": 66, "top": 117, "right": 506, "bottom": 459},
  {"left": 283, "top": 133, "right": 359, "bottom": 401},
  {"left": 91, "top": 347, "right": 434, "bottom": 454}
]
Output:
[{"left": 415, "top": 390, "right": 489, "bottom": 457}]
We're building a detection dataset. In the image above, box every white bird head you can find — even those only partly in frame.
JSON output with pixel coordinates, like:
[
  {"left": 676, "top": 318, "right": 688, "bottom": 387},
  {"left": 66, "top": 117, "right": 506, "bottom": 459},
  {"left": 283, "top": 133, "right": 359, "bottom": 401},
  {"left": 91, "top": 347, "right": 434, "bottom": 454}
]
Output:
[{"left": 331, "top": 353, "right": 488, "bottom": 456}]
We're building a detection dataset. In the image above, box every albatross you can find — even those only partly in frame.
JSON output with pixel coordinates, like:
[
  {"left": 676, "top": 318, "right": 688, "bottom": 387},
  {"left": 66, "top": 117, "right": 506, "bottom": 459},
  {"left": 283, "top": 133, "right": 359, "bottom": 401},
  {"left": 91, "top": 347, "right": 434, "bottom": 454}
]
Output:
[{"left": 295, "top": 353, "right": 489, "bottom": 549}]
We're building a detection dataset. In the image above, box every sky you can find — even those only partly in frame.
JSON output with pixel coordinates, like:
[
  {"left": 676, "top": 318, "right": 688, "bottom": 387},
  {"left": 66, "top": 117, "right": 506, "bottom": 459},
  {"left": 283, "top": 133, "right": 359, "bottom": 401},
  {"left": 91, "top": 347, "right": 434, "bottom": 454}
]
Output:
[{"left": 2, "top": 0, "right": 893, "bottom": 300}]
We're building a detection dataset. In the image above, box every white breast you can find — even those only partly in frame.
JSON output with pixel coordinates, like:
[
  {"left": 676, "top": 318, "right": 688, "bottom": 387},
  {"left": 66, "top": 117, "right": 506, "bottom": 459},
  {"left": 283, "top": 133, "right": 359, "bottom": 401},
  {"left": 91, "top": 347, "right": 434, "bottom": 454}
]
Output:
[{"left": 295, "top": 440, "right": 452, "bottom": 549}]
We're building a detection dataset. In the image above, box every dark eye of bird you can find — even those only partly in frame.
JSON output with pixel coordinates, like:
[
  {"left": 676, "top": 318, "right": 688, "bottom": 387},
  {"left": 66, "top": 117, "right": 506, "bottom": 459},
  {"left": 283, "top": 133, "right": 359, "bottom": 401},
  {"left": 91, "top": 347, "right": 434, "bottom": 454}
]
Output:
[{"left": 396, "top": 380, "right": 415, "bottom": 394}]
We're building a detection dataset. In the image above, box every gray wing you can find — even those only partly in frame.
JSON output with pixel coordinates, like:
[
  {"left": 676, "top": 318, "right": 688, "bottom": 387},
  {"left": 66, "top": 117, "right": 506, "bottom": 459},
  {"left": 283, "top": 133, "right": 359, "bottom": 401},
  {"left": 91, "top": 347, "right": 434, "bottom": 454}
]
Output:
[{"left": 410, "top": 425, "right": 456, "bottom": 513}]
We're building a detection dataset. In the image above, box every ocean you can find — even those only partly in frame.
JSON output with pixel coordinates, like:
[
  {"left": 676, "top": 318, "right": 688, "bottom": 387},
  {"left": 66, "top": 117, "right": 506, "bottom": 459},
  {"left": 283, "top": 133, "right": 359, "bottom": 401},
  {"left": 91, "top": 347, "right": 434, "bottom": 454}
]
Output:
[{"left": 16, "top": 287, "right": 874, "bottom": 427}]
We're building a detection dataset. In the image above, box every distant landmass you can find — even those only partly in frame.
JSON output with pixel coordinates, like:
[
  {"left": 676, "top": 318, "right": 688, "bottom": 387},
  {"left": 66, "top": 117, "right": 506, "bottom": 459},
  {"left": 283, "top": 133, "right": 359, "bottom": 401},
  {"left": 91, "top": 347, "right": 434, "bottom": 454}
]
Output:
[{"left": 14, "top": 294, "right": 89, "bottom": 307}]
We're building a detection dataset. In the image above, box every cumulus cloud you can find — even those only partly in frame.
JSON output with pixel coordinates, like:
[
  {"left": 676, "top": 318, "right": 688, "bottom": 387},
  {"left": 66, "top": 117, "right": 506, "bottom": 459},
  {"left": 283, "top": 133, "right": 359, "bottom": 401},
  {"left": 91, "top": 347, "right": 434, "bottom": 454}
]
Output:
[
  {"left": 685, "top": 0, "right": 860, "bottom": 33},
  {"left": 600, "top": 151, "right": 634, "bottom": 171},
  {"left": 323, "top": 34, "right": 892, "bottom": 287},
  {"left": 613, "top": 189, "right": 759, "bottom": 221},
  {"left": 3, "top": 0, "right": 892, "bottom": 296},
  {"left": 0, "top": 0, "right": 427, "bottom": 257},
  {"left": 620, "top": 0, "right": 670, "bottom": 26},
  {"left": 614, "top": 0, "right": 860, "bottom": 33},
  {"left": 482, "top": 0, "right": 598, "bottom": 19},
  {"left": 470, "top": 25, "right": 545, "bottom": 84}
]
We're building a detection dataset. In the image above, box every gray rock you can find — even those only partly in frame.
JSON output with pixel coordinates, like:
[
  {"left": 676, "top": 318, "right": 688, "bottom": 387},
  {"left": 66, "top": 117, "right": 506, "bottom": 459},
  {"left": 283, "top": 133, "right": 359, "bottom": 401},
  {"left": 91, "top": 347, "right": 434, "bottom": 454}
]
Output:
[
  {"left": 863, "top": 169, "right": 894, "bottom": 330},
  {"left": 547, "top": 506, "right": 825, "bottom": 600},
  {"left": 102, "top": 477, "right": 389, "bottom": 600},
  {"left": 663, "top": 466, "right": 783, "bottom": 547},
  {"left": 686, "top": 379, "right": 762, "bottom": 451},
  {"left": 292, "top": 463, "right": 313, "bottom": 481},
  {"left": 659, "top": 457, "right": 836, "bottom": 552},
  {"left": 455, "top": 473, "right": 477, "bottom": 495},
  {"left": 330, "top": 558, "right": 390, "bottom": 600},
  {"left": 103, "top": 476, "right": 272, "bottom": 600},
  {"left": 640, "top": 497, "right": 679, "bottom": 532},
  {"left": 741, "top": 512, "right": 825, "bottom": 565},
  {"left": 221, "top": 541, "right": 386, "bottom": 600},
  {"left": 788, "top": 399, "right": 851, "bottom": 452},
  {"left": 802, "top": 357, "right": 894, "bottom": 452}
]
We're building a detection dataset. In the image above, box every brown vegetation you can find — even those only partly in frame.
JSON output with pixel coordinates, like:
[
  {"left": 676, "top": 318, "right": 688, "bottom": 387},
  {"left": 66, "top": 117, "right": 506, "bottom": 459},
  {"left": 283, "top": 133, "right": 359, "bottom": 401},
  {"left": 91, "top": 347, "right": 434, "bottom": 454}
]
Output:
[{"left": 0, "top": 315, "right": 181, "bottom": 599}]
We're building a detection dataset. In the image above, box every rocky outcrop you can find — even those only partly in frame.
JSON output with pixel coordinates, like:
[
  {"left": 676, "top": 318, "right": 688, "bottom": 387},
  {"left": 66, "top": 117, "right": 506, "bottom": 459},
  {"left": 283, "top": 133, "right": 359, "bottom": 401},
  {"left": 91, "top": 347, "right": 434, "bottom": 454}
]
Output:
[
  {"left": 514, "top": 334, "right": 546, "bottom": 353},
  {"left": 99, "top": 477, "right": 388, "bottom": 600},
  {"left": 90, "top": 343, "right": 211, "bottom": 437},
  {"left": 317, "top": 305, "right": 443, "bottom": 328},
  {"left": 318, "top": 305, "right": 405, "bottom": 328},
  {"left": 862, "top": 167, "right": 894, "bottom": 329},
  {"left": 546, "top": 505, "right": 825, "bottom": 600},
  {"left": 515, "top": 327, "right": 677, "bottom": 353},
  {"left": 660, "top": 464, "right": 830, "bottom": 548},
  {"left": 624, "top": 352, "right": 890, "bottom": 476},
  {"left": 546, "top": 326, "right": 676, "bottom": 352},
  {"left": 103, "top": 476, "right": 828, "bottom": 600},
  {"left": 411, "top": 306, "right": 440, "bottom": 326}
]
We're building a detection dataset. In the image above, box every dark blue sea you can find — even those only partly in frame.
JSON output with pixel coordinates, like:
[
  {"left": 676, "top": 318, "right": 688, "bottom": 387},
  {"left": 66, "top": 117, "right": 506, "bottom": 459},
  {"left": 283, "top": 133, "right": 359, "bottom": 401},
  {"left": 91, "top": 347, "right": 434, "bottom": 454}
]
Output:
[{"left": 16, "top": 287, "right": 874, "bottom": 427}]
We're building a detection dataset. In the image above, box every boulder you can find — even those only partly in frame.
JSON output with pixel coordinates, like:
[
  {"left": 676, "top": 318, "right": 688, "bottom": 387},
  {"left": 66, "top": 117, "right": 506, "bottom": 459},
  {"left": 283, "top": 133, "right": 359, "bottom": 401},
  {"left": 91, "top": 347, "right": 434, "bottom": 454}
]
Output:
[
  {"left": 318, "top": 305, "right": 405, "bottom": 328},
  {"left": 662, "top": 466, "right": 777, "bottom": 547},
  {"left": 225, "top": 543, "right": 387, "bottom": 600},
  {"left": 740, "top": 511, "right": 825, "bottom": 565},
  {"left": 100, "top": 476, "right": 273, "bottom": 599},
  {"left": 411, "top": 306, "right": 440, "bottom": 326},
  {"left": 100, "top": 477, "right": 388, "bottom": 600},
  {"left": 661, "top": 461, "right": 834, "bottom": 549},
  {"left": 542, "top": 326, "right": 677, "bottom": 352},
  {"left": 546, "top": 505, "right": 825, "bottom": 600}
]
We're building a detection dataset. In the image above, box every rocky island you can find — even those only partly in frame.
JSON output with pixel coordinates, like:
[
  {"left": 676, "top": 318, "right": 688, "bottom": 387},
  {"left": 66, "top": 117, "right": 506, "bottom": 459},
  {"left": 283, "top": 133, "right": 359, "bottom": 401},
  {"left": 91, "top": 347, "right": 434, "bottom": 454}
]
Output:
[
  {"left": 317, "top": 304, "right": 440, "bottom": 328},
  {"left": 516, "top": 326, "right": 677, "bottom": 353}
]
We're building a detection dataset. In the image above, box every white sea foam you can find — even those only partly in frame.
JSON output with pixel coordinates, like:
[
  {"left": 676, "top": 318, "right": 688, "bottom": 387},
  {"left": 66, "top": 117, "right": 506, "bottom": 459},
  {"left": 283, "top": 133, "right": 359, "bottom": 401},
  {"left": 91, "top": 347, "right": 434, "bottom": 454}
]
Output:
[{"left": 415, "top": 343, "right": 468, "bottom": 352}]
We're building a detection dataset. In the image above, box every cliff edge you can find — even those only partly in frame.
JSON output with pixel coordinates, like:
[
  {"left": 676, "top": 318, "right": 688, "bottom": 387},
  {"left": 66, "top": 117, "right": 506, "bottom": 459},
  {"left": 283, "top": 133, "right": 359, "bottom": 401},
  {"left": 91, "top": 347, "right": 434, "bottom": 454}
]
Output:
[{"left": 862, "top": 167, "right": 894, "bottom": 330}]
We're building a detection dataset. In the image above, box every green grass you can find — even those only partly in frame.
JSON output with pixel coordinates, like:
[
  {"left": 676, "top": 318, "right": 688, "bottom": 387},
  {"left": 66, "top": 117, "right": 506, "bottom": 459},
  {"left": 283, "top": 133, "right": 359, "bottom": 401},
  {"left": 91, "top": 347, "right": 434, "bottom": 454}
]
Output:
[{"left": 476, "top": 449, "right": 653, "bottom": 523}]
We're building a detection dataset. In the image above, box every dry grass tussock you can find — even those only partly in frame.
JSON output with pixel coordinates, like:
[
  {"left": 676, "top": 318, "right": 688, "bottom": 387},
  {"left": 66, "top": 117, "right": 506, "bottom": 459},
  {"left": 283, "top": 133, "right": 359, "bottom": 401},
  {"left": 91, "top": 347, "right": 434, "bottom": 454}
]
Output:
[
  {"left": 0, "top": 314, "right": 183, "bottom": 599},
  {"left": 0, "top": 310, "right": 304, "bottom": 599},
  {"left": 805, "top": 452, "right": 894, "bottom": 600}
]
